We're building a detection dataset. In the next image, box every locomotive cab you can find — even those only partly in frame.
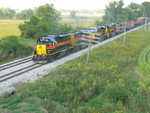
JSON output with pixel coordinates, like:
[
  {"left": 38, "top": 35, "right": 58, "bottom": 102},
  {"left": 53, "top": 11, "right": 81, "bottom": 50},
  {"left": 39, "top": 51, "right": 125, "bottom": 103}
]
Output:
[
  {"left": 115, "top": 23, "right": 123, "bottom": 34},
  {"left": 32, "top": 36, "right": 57, "bottom": 63},
  {"left": 96, "top": 26, "right": 105, "bottom": 36}
]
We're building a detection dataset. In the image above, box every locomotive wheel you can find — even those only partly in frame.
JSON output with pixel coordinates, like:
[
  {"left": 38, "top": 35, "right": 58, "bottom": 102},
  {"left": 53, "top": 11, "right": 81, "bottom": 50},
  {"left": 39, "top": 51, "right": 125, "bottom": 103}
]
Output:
[
  {"left": 67, "top": 49, "right": 73, "bottom": 55},
  {"left": 74, "top": 46, "right": 80, "bottom": 52},
  {"left": 49, "top": 55, "right": 56, "bottom": 62}
]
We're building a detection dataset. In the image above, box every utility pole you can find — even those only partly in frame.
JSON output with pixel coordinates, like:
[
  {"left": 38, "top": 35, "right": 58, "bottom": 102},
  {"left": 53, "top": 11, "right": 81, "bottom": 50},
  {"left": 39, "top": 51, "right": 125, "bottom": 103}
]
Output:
[
  {"left": 123, "top": 20, "right": 126, "bottom": 43},
  {"left": 144, "top": 17, "right": 147, "bottom": 30},
  {"left": 86, "top": 33, "right": 94, "bottom": 64}
]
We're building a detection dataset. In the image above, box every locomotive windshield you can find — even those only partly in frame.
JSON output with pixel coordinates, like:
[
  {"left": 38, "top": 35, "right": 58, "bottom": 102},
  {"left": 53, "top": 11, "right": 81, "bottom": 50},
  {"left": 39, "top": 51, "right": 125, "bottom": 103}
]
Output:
[
  {"left": 37, "top": 39, "right": 49, "bottom": 44},
  {"left": 97, "top": 27, "right": 105, "bottom": 32},
  {"left": 37, "top": 36, "right": 57, "bottom": 46}
]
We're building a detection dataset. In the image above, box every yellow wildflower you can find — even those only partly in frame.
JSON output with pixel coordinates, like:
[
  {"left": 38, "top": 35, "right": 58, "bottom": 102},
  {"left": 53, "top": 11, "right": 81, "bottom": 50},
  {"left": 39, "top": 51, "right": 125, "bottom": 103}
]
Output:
[{"left": 138, "top": 81, "right": 146, "bottom": 87}]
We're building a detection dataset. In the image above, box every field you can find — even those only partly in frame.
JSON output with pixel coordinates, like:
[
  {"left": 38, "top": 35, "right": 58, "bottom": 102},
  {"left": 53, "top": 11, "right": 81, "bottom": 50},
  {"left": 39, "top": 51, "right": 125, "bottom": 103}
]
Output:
[
  {"left": 0, "top": 20, "right": 24, "bottom": 38},
  {"left": 61, "top": 16, "right": 102, "bottom": 28},
  {"left": 0, "top": 26, "right": 150, "bottom": 112}
]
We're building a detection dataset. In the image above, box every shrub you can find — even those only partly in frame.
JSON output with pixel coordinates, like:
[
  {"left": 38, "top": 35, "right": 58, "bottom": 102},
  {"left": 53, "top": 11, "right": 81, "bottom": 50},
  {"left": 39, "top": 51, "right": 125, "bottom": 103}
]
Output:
[
  {"left": 0, "top": 36, "right": 32, "bottom": 62},
  {"left": 86, "top": 97, "right": 103, "bottom": 107},
  {"left": 103, "top": 82, "right": 130, "bottom": 104},
  {"left": 57, "top": 23, "right": 75, "bottom": 34}
]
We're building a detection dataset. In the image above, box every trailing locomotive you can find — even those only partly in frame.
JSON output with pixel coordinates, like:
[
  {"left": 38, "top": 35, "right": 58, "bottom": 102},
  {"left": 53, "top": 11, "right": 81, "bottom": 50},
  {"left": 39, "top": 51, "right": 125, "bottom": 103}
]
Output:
[
  {"left": 32, "top": 32, "right": 88, "bottom": 63},
  {"left": 92, "top": 23, "right": 124, "bottom": 41}
]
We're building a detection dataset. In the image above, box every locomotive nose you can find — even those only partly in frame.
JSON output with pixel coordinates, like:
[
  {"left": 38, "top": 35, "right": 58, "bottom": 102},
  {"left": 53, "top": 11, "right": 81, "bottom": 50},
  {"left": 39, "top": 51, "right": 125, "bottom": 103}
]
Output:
[{"left": 36, "top": 45, "right": 47, "bottom": 55}]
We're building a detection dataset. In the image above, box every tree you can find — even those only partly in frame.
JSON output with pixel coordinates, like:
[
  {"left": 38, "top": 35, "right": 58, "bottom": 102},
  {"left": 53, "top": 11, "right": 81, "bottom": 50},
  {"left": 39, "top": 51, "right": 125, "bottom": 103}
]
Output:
[
  {"left": 0, "top": 9, "right": 3, "bottom": 18},
  {"left": 142, "top": 2, "right": 150, "bottom": 17},
  {"left": 57, "top": 23, "right": 74, "bottom": 34},
  {"left": 103, "top": 0, "right": 124, "bottom": 23},
  {"left": 19, "top": 16, "right": 52, "bottom": 39},
  {"left": 70, "top": 10, "right": 82, "bottom": 30},
  {"left": 35, "top": 3, "right": 61, "bottom": 34},
  {"left": 0, "top": 8, "right": 15, "bottom": 19},
  {"left": 127, "top": 3, "right": 143, "bottom": 18},
  {"left": 70, "top": 11, "right": 77, "bottom": 18},
  {"left": 16, "top": 9, "right": 34, "bottom": 20},
  {"left": 123, "top": 8, "right": 136, "bottom": 21},
  {"left": 19, "top": 4, "right": 61, "bottom": 39},
  {"left": 95, "top": 20, "right": 105, "bottom": 26}
]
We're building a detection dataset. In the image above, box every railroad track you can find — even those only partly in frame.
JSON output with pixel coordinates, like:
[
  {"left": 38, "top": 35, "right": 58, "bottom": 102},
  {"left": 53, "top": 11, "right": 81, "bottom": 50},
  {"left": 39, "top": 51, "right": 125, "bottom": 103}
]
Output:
[
  {"left": 0, "top": 56, "right": 32, "bottom": 71},
  {"left": 0, "top": 63, "right": 44, "bottom": 82}
]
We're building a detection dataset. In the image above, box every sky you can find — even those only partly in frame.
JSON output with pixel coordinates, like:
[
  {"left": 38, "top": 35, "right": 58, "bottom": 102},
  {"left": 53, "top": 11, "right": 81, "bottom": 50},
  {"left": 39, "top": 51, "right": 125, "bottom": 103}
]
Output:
[{"left": 0, "top": 0, "right": 148, "bottom": 10}]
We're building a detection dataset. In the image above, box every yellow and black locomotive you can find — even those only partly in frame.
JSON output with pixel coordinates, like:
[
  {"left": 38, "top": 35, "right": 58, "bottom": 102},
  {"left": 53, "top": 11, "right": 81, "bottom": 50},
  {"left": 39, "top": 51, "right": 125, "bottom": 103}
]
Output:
[{"left": 32, "top": 32, "right": 88, "bottom": 63}]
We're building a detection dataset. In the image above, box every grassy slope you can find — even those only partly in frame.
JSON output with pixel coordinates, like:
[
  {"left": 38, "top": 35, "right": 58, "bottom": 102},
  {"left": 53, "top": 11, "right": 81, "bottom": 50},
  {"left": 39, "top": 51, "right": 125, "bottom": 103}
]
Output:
[
  {"left": 138, "top": 45, "right": 150, "bottom": 76},
  {"left": 0, "top": 27, "right": 150, "bottom": 113}
]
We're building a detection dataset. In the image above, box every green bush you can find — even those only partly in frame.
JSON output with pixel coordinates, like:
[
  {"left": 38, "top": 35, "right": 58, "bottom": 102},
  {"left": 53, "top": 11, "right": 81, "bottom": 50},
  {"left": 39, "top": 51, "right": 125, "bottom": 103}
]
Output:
[
  {"left": 57, "top": 23, "right": 75, "bottom": 34},
  {"left": 103, "top": 82, "right": 130, "bottom": 104},
  {"left": 0, "top": 36, "right": 32, "bottom": 62},
  {"left": 86, "top": 97, "right": 103, "bottom": 107}
]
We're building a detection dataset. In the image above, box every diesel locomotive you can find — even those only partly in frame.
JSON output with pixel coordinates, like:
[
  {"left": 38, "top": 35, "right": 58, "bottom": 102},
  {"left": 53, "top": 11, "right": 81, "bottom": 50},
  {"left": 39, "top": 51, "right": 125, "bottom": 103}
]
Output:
[{"left": 32, "top": 32, "right": 89, "bottom": 63}]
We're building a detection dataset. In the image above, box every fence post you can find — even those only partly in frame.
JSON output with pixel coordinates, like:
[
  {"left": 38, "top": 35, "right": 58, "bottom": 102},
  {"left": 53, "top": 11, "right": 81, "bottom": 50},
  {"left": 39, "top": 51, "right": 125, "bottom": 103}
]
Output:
[
  {"left": 123, "top": 20, "right": 126, "bottom": 43},
  {"left": 86, "top": 33, "right": 94, "bottom": 64},
  {"left": 145, "top": 17, "right": 147, "bottom": 30}
]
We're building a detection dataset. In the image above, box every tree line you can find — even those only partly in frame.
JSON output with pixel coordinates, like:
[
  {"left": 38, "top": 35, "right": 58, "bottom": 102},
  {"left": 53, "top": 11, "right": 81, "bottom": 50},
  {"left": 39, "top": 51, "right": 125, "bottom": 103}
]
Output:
[
  {"left": 19, "top": 1, "right": 150, "bottom": 39},
  {"left": 102, "top": 0, "right": 150, "bottom": 23},
  {"left": 0, "top": 8, "right": 34, "bottom": 20}
]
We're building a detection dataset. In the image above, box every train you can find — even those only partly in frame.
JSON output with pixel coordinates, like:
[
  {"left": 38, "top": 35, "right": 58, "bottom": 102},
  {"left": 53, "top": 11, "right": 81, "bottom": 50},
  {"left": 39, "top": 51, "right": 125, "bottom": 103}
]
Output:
[
  {"left": 32, "top": 32, "right": 89, "bottom": 63},
  {"left": 32, "top": 17, "right": 148, "bottom": 63}
]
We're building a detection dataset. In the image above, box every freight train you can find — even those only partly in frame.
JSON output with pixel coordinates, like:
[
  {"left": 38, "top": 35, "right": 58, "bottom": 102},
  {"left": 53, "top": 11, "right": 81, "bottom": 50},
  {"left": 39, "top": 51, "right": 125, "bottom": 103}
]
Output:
[{"left": 32, "top": 17, "right": 148, "bottom": 63}]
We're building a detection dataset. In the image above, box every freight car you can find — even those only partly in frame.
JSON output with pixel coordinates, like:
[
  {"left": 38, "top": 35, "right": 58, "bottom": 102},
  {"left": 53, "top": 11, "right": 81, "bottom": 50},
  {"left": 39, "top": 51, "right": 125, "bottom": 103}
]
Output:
[{"left": 135, "top": 17, "right": 147, "bottom": 27}]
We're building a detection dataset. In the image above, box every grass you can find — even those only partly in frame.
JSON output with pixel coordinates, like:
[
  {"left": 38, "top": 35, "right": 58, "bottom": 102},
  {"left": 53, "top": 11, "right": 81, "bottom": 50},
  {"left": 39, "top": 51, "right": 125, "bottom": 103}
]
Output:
[
  {"left": 18, "top": 39, "right": 36, "bottom": 47},
  {"left": 0, "top": 20, "right": 24, "bottom": 38},
  {"left": 0, "top": 26, "right": 150, "bottom": 113},
  {"left": 0, "top": 96, "right": 42, "bottom": 113},
  {"left": 0, "top": 19, "right": 36, "bottom": 47},
  {"left": 138, "top": 46, "right": 150, "bottom": 76}
]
